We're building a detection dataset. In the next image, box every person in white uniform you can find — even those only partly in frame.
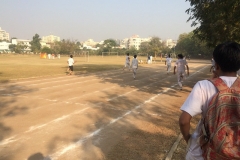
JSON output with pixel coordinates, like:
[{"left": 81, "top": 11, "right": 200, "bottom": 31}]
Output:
[
  {"left": 165, "top": 54, "right": 172, "bottom": 74},
  {"left": 131, "top": 55, "right": 138, "bottom": 79},
  {"left": 174, "top": 54, "right": 189, "bottom": 90},
  {"left": 123, "top": 53, "right": 130, "bottom": 71},
  {"left": 67, "top": 55, "right": 75, "bottom": 75},
  {"left": 179, "top": 41, "right": 240, "bottom": 160}
]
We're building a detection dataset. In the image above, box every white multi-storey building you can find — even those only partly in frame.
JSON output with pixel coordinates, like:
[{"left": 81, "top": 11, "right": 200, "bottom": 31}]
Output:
[
  {"left": 42, "top": 35, "right": 60, "bottom": 43},
  {"left": 0, "top": 41, "right": 11, "bottom": 51},
  {"left": 12, "top": 38, "right": 31, "bottom": 51},
  {"left": 126, "top": 35, "right": 151, "bottom": 50},
  {"left": 0, "top": 27, "right": 10, "bottom": 41},
  {"left": 165, "top": 39, "right": 177, "bottom": 48},
  {"left": 83, "top": 39, "right": 98, "bottom": 47}
]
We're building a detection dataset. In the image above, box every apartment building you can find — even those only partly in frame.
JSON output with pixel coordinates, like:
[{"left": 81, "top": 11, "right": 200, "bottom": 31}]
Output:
[
  {"left": 127, "top": 35, "right": 151, "bottom": 50},
  {"left": 12, "top": 38, "right": 31, "bottom": 51},
  {"left": 0, "top": 41, "right": 11, "bottom": 51},
  {"left": 83, "top": 39, "right": 98, "bottom": 47},
  {"left": 165, "top": 39, "right": 177, "bottom": 48},
  {"left": 0, "top": 27, "right": 10, "bottom": 41},
  {"left": 42, "top": 35, "right": 60, "bottom": 43}
]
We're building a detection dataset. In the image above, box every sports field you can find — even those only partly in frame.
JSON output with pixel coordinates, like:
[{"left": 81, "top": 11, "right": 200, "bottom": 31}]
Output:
[{"left": 0, "top": 55, "right": 212, "bottom": 160}]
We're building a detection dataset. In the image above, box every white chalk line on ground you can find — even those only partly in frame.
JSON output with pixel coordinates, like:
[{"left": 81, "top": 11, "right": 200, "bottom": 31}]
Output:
[
  {"left": 3, "top": 72, "right": 172, "bottom": 144},
  {"left": 0, "top": 73, "right": 174, "bottom": 147},
  {"left": 49, "top": 65, "right": 209, "bottom": 159},
  {"left": 0, "top": 67, "right": 162, "bottom": 94},
  {"left": 0, "top": 64, "right": 206, "bottom": 147},
  {"left": 0, "top": 64, "right": 207, "bottom": 153}
]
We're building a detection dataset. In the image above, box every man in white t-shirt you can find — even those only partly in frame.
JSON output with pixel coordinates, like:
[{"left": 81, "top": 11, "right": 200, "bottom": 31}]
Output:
[
  {"left": 131, "top": 55, "right": 138, "bottom": 79},
  {"left": 174, "top": 54, "right": 189, "bottom": 90},
  {"left": 67, "top": 55, "right": 75, "bottom": 75},
  {"left": 179, "top": 41, "right": 240, "bottom": 160},
  {"left": 165, "top": 54, "right": 172, "bottom": 74},
  {"left": 123, "top": 53, "right": 130, "bottom": 71}
]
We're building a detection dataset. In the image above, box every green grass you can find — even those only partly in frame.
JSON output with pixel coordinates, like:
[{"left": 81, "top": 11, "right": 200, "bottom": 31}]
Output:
[{"left": 0, "top": 54, "right": 155, "bottom": 82}]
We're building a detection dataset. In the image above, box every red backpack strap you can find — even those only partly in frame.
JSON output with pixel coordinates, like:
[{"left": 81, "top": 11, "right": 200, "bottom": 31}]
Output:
[
  {"left": 230, "top": 77, "right": 240, "bottom": 92},
  {"left": 208, "top": 78, "right": 229, "bottom": 91}
]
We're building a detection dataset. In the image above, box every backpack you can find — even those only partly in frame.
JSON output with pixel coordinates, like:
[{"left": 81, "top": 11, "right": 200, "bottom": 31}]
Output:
[{"left": 199, "top": 77, "right": 240, "bottom": 160}]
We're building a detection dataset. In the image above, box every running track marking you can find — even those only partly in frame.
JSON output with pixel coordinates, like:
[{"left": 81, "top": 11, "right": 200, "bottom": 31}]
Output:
[
  {"left": 0, "top": 71, "right": 176, "bottom": 146},
  {"left": 49, "top": 65, "right": 209, "bottom": 159},
  {"left": 0, "top": 65, "right": 207, "bottom": 147}
]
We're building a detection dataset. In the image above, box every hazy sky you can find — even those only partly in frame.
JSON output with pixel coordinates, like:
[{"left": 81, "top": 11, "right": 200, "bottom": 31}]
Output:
[{"left": 0, "top": 0, "right": 194, "bottom": 42}]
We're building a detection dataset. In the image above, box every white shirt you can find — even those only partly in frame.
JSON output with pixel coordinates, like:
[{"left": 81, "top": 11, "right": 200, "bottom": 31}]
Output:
[
  {"left": 175, "top": 59, "right": 187, "bottom": 72},
  {"left": 166, "top": 57, "right": 172, "bottom": 65},
  {"left": 180, "top": 76, "right": 237, "bottom": 158},
  {"left": 131, "top": 58, "right": 138, "bottom": 69},
  {"left": 125, "top": 56, "right": 130, "bottom": 63},
  {"left": 68, "top": 58, "right": 74, "bottom": 66}
]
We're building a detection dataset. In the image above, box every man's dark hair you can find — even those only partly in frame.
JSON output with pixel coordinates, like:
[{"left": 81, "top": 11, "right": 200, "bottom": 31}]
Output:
[
  {"left": 178, "top": 54, "right": 183, "bottom": 59},
  {"left": 134, "top": 55, "right": 137, "bottom": 58},
  {"left": 70, "top": 55, "right": 73, "bottom": 58},
  {"left": 168, "top": 54, "right": 171, "bottom": 58},
  {"left": 213, "top": 41, "right": 240, "bottom": 72},
  {"left": 126, "top": 53, "right": 129, "bottom": 56}
]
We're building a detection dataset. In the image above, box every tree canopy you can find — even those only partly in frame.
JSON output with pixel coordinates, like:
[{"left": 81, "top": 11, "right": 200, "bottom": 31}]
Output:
[
  {"left": 186, "top": 0, "right": 240, "bottom": 47},
  {"left": 175, "top": 32, "right": 213, "bottom": 58},
  {"left": 30, "top": 34, "right": 41, "bottom": 53}
]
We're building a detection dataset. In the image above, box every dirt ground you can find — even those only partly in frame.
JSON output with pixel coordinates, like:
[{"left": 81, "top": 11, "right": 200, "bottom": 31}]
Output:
[{"left": 0, "top": 59, "right": 212, "bottom": 160}]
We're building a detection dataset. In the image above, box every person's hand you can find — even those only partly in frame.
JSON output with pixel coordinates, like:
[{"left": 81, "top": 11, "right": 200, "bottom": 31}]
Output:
[{"left": 184, "top": 134, "right": 191, "bottom": 143}]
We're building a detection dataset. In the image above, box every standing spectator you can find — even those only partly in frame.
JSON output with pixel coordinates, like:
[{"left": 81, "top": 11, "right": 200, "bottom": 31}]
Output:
[
  {"left": 179, "top": 41, "right": 240, "bottom": 160},
  {"left": 131, "top": 55, "right": 138, "bottom": 79},
  {"left": 48, "top": 53, "right": 51, "bottom": 59},
  {"left": 174, "top": 54, "right": 189, "bottom": 90},
  {"left": 123, "top": 53, "right": 130, "bottom": 71},
  {"left": 67, "top": 55, "right": 75, "bottom": 75},
  {"left": 165, "top": 54, "right": 172, "bottom": 74}
]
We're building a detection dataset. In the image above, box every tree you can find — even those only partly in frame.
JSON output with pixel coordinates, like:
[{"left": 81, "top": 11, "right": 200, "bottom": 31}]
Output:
[
  {"left": 139, "top": 42, "right": 151, "bottom": 55},
  {"left": 51, "top": 39, "right": 78, "bottom": 55},
  {"left": 149, "top": 37, "right": 163, "bottom": 57},
  {"left": 41, "top": 47, "right": 52, "bottom": 54},
  {"left": 175, "top": 32, "right": 213, "bottom": 58},
  {"left": 186, "top": 0, "right": 240, "bottom": 46},
  {"left": 103, "top": 39, "right": 117, "bottom": 54},
  {"left": 30, "top": 34, "right": 41, "bottom": 53}
]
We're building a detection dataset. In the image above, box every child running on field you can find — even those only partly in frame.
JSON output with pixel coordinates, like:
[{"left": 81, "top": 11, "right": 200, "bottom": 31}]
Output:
[
  {"left": 131, "top": 55, "right": 138, "bottom": 79},
  {"left": 67, "top": 55, "right": 75, "bottom": 75},
  {"left": 179, "top": 41, "right": 240, "bottom": 160},
  {"left": 174, "top": 54, "right": 189, "bottom": 90},
  {"left": 123, "top": 53, "right": 130, "bottom": 71},
  {"left": 165, "top": 54, "right": 172, "bottom": 74}
]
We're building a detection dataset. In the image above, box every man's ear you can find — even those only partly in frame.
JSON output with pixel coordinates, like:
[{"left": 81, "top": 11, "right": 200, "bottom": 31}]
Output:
[{"left": 215, "top": 63, "right": 221, "bottom": 71}]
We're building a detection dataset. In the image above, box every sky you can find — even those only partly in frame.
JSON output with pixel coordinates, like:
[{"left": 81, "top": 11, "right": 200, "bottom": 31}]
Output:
[{"left": 0, "top": 0, "right": 194, "bottom": 42}]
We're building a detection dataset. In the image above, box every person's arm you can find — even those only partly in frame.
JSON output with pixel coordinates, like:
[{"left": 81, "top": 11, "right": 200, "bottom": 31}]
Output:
[
  {"left": 179, "top": 111, "right": 192, "bottom": 143},
  {"left": 173, "top": 66, "right": 176, "bottom": 74},
  {"left": 186, "top": 65, "right": 189, "bottom": 75}
]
